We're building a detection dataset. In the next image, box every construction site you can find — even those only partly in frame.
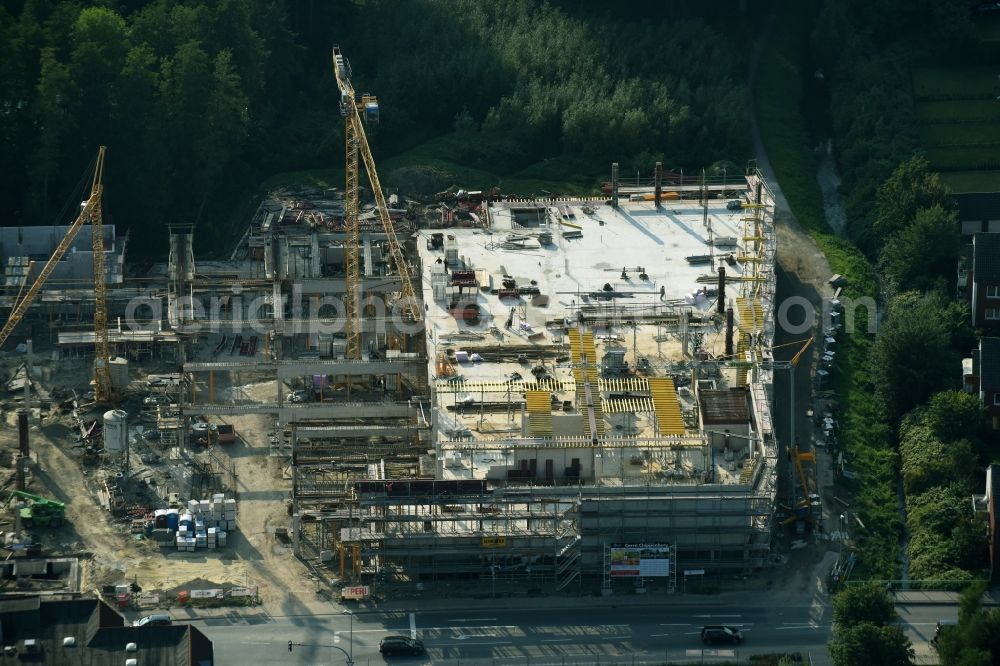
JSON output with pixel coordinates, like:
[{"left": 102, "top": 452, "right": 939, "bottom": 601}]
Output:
[{"left": 0, "top": 46, "right": 797, "bottom": 603}]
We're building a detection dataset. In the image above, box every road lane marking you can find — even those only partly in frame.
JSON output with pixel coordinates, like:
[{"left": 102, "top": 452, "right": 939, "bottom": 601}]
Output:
[
  {"left": 437, "top": 641, "right": 513, "bottom": 646},
  {"left": 419, "top": 625, "right": 519, "bottom": 632},
  {"left": 650, "top": 633, "right": 671, "bottom": 637},
  {"left": 693, "top": 614, "right": 741, "bottom": 618},
  {"left": 541, "top": 638, "right": 574, "bottom": 643},
  {"left": 776, "top": 624, "right": 828, "bottom": 630},
  {"left": 410, "top": 612, "right": 416, "bottom": 640},
  {"left": 449, "top": 618, "right": 496, "bottom": 622}
]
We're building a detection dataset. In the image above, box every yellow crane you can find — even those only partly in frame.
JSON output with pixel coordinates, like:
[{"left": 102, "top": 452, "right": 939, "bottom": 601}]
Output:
[
  {"left": 0, "top": 146, "right": 114, "bottom": 401},
  {"left": 332, "top": 45, "right": 421, "bottom": 360}
]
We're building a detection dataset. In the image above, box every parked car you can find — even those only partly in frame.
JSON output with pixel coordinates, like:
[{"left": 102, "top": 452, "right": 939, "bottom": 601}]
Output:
[
  {"left": 133, "top": 613, "right": 172, "bottom": 627},
  {"left": 701, "top": 625, "right": 743, "bottom": 645},
  {"left": 143, "top": 395, "right": 169, "bottom": 406},
  {"left": 726, "top": 199, "right": 743, "bottom": 211},
  {"left": 379, "top": 635, "right": 425, "bottom": 656}
]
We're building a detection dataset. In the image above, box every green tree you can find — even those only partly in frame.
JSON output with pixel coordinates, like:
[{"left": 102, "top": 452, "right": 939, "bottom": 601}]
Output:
[
  {"left": 872, "top": 293, "right": 959, "bottom": 422},
  {"left": 833, "top": 583, "right": 895, "bottom": 628},
  {"left": 874, "top": 156, "right": 953, "bottom": 240},
  {"left": 937, "top": 583, "right": 1000, "bottom": 666},
  {"left": 830, "top": 623, "right": 914, "bottom": 666},
  {"left": 899, "top": 423, "right": 973, "bottom": 496},
  {"left": 924, "top": 391, "right": 985, "bottom": 444},
  {"left": 879, "top": 204, "right": 960, "bottom": 293},
  {"left": 28, "top": 46, "right": 78, "bottom": 221}
]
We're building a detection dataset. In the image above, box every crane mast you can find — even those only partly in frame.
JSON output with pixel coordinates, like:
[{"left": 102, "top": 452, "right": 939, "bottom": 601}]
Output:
[
  {"left": 332, "top": 46, "right": 421, "bottom": 361},
  {"left": 89, "top": 152, "right": 113, "bottom": 402},
  {"left": 0, "top": 150, "right": 111, "bottom": 385}
]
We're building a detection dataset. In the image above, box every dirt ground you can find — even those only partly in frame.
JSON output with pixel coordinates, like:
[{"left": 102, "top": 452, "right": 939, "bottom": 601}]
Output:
[{"left": 0, "top": 355, "right": 322, "bottom": 613}]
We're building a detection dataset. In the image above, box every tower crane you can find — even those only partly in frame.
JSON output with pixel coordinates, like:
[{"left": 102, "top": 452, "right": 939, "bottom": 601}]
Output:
[
  {"left": 0, "top": 146, "right": 115, "bottom": 402},
  {"left": 332, "top": 45, "right": 421, "bottom": 360}
]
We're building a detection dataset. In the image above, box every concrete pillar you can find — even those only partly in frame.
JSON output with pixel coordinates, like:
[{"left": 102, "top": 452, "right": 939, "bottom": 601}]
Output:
[
  {"left": 725, "top": 307, "right": 735, "bottom": 358},
  {"left": 717, "top": 266, "right": 726, "bottom": 314},
  {"left": 16, "top": 409, "right": 28, "bottom": 492},
  {"left": 654, "top": 162, "right": 662, "bottom": 209},
  {"left": 611, "top": 163, "right": 619, "bottom": 209}
]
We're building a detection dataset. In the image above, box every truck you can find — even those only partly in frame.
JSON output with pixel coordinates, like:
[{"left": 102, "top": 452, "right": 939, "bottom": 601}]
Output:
[{"left": 8, "top": 491, "right": 66, "bottom": 528}]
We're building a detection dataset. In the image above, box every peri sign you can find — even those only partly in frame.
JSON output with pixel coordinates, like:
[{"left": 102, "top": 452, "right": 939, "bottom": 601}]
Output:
[{"left": 609, "top": 543, "right": 671, "bottom": 577}]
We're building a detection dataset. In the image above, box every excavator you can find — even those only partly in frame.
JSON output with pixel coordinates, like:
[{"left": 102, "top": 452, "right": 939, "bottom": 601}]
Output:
[{"left": 7, "top": 491, "right": 66, "bottom": 528}]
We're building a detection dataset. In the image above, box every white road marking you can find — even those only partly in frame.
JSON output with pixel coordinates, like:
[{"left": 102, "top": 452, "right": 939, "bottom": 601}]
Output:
[
  {"left": 693, "top": 614, "right": 741, "bottom": 618},
  {"left": 541, "top": 638, "right": 574, "bottom": 643},
  {"left": 776, "top": 624, "right": 828, "bottom": 630},
  {"left": 650, "top": 632, "right": 671, "bottom": 637},
  {"left": 410, "top": 612, "right": 416, "bottom": 640},
  {"left": 437, "top": 641, "right": 513, "bottom": 647},
  {"left": 419, "top": 625, "right": 519, "bottom": 632}
]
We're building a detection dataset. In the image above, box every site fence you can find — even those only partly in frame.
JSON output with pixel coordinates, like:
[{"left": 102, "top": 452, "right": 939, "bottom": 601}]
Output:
[
  {"left": 332, "top": 648, "right": 813, "bottom": 666},
  {"left": 844, "top": 578, "right": 989, "bottom": 592}
]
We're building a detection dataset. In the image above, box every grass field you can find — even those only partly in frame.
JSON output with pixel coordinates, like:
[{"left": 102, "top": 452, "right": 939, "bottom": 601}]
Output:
[
  {"left": 919, "top": 121, "right": 1000, "bottom": 146},
  {"left": 915, "top": 99, "right": 1000, "bottom": 124},
  {"left": 912, "top": 67, "right": 1000, "bottom": 178},
  {"left": 926, "top": 145, "right": 1000, "bottom": 170},
  {"left": 911, "top": 67, "right": 1000, "bottom": 99},
  {"left": 939, "top": 169, "right": 1000, "bottom": 192}
]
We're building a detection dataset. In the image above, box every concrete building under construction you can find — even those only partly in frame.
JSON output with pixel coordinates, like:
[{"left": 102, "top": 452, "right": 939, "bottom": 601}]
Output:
[
  {"left": 279, "top": 168, "right": 780, "bottom": 592},
  {"left": 0, "top": 164, "right": 780, "bottom": 594}
]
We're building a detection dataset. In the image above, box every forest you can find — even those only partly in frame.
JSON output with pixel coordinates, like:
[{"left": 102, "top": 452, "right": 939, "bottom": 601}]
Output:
[{"left": 0, "top": 0, "right": 753, "bottom": 256}]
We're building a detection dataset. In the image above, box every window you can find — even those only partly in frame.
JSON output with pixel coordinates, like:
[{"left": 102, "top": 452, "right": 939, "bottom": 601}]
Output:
[
  {"left": 989, "top": 285, "right": 1000, "bottom": 299},
  {"left": 986, "top": 308, "right": 1000, "bottom": 321},
  {"left": 994, "top": 393, "right": 1000, "bottom": 407}
]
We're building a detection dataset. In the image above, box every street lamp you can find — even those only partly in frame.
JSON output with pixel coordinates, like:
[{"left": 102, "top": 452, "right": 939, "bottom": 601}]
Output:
[
  {"left": 287, "top": 640, "right": 353, "bottom": 666},
  {"left": 344, "top": 609, "right": 354, "bottom": 664}
]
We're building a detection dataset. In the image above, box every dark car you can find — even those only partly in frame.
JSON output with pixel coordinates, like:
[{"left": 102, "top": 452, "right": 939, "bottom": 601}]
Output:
[
  {"left": 701, "top": 625, "right": 743, "bottom": 645},
  {"left": 379, "top": 635, "right": 425, "bottom": 656},
  {"left": 726, "top": 199, "right": 743, "bottom": 211}
]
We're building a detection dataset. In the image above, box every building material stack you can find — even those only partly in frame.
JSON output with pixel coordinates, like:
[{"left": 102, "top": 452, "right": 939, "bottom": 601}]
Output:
[{"left": 171, "top": 495, "right": 236, "bottom": 551}]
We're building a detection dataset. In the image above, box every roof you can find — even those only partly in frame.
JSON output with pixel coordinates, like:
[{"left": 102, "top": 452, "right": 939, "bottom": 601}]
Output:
[
  {"left": 699, "top": 389, "right": 750, "bottom": 425},
  {"left": 0, "top": 596, "right": 211, "bottom": 666},
  {"left": 956, "top": 193, "right": 1000, "bottom": 221},
  {"left": 980, "top": 338, "right": 1000, "bottom": 392},
  {"left": 973, "top": 233, "right": 1000, "bottom": 283}
]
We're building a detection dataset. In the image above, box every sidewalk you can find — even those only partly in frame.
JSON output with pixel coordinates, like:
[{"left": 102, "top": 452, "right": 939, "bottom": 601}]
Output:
[
  {"left": 893, "top": 589, "right": 1000, "bottom": 606},
  {"left": 157, "top": 587, "right": 824, "bottom": 620}
]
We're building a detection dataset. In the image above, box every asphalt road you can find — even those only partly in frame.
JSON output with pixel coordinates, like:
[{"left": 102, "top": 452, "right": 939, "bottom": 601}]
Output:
[
  {"left": 896, "top": 604, "right": 957, "bottom": 664},
  {"left": 194, "top": 601, "right": 834, "bottom": 666}
]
